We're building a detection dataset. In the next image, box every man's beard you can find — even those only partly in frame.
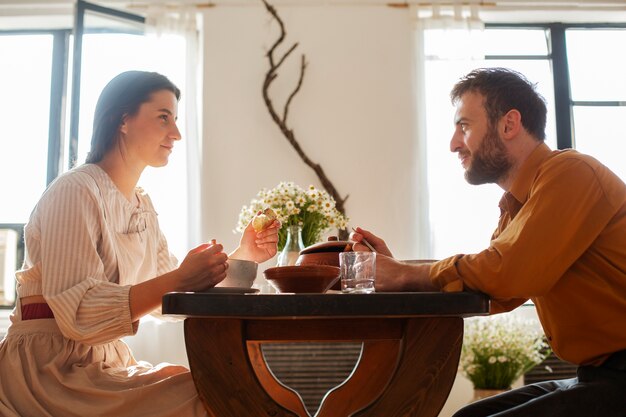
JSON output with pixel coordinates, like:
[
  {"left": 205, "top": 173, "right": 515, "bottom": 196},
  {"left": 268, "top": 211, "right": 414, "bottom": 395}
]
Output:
[{"left": 464, "top": 126, "right": 512, "bottom": 185}]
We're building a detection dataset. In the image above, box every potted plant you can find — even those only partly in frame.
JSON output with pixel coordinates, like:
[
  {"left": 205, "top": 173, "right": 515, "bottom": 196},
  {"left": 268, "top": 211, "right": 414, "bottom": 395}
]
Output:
[{"left": 460, "top": 313, "right": 550, "bottom": 401}]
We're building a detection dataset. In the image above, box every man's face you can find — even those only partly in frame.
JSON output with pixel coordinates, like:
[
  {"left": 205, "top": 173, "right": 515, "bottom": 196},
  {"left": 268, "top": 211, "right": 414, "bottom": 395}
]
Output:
[{"left": 450, "top": 92, "right": 512, "bottom": 185}]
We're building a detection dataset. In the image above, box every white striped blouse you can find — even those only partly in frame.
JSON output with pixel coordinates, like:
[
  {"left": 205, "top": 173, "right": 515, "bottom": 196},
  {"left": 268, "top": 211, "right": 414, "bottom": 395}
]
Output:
[{"left": 13, "top": 164, "right": 178, "bottom": 345}]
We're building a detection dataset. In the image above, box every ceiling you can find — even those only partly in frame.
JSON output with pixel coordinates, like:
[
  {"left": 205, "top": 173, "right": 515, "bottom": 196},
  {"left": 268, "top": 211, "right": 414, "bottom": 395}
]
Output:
[{"left": 1, "top": 0, "right": 625, "bottom": 25}]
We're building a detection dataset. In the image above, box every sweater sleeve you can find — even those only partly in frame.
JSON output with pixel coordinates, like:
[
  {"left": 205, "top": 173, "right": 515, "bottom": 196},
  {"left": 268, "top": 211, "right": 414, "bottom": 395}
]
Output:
[{"left": 36, "top": 178, "right": 136, "bottom": 345}]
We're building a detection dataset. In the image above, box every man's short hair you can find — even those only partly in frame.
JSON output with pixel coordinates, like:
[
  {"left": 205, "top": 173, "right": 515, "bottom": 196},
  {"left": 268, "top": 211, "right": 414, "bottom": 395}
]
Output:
[{"left": 450, "top": 67, "right": 547, "bottom": 141}]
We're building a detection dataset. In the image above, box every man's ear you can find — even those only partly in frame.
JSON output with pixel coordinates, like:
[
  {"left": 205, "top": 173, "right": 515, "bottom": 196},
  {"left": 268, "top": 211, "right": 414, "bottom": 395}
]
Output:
[{"left": 501, "top": 109, "right": 522, "bottom": 139}]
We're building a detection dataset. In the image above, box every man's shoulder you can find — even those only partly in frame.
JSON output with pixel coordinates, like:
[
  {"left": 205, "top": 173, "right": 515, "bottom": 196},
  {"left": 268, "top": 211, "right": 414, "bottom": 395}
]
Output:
[
  {"left": 540, "top": 149, "right": 626, "bottom": 202},
  {"left": 549, "top": 148, "right": 593, "bottom": 162},
  {"left": 542, "top": 148, "right": 607, "bottom": 174}
]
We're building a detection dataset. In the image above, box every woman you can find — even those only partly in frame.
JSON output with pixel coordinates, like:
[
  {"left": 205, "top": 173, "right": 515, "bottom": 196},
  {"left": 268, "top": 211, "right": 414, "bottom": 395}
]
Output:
[{"left": 0, "top": 71, "right": 279, "bottom": 416}]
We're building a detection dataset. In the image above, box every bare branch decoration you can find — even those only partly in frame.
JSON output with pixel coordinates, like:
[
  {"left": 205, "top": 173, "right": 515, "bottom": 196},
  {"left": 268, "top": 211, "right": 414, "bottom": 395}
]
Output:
[{"left": 261, "top": 0, "right": 349, "bottom": 239}]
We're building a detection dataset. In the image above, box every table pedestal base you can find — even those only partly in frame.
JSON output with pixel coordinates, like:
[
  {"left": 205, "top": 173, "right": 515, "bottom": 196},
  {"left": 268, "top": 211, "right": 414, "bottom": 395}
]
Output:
[{"left": 184, "top": 317, "right": 463, "bottom": 417}]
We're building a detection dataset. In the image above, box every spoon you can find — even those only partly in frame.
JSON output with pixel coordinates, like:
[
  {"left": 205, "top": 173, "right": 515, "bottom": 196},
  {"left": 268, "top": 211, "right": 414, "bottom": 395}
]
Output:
[{"left": 351, "top": 227, "right": 376, "bottom": 252}]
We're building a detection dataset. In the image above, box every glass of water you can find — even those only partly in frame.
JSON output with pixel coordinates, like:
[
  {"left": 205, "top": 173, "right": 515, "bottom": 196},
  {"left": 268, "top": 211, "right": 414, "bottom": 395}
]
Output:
[{"left": 339, "top": 251, "right": 376, "bottom": 294}]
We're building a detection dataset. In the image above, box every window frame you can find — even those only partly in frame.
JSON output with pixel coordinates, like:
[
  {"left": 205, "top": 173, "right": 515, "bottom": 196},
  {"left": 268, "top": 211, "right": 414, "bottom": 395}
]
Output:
[
  {"left": 486, "top": 22, "right": 626, "bottom": 150},
  {"left": 0, "top": 1, "right": 146, "bottom": 185},
  {"left": 69, "top": 0, "right": 145, "bottom": 168},
  {"left": 0, "top": 28, "right": 71, "bottom": 185}
]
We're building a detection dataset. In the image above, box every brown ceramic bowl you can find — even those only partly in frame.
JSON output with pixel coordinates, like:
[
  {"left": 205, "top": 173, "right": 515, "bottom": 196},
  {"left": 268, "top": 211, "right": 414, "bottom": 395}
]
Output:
[{"left": 263, "top": 265, "right": 341, "bottom": 294}]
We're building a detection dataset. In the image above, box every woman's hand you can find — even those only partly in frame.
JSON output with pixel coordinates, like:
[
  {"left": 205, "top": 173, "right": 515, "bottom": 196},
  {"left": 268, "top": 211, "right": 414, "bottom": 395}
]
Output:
[
  {"left": 230, "top": 217, "right": 281, "bottom": 263},
  {"left": 349, "top": 226, "right": 394, "bottom": 257},
  {"left": 174, "top": 241, "right": 229, "bottom": 292},
  {"left": 129, "top": 241, "right": 228, "bottom": 321}
]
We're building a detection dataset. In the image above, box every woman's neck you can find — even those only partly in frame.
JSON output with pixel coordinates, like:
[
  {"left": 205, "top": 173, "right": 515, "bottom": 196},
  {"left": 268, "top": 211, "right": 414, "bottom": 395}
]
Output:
[{"left": 95, "top": 156, "right": 143, "bottom": 204}]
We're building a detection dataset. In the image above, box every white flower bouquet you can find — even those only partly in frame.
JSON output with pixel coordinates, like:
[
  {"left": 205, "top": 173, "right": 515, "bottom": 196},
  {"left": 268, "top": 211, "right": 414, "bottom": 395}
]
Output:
[
  {"left": 236, "top": 182, "right": 349, "bottom": 250},
  {"left": 461, "top": 314, "right": 550, "bottom": 389}
]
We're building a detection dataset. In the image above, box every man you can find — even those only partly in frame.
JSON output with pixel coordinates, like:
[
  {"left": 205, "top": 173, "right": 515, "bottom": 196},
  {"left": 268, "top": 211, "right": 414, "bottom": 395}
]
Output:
[{"left": 351, "top": 67, "right": 626, "bottom": 416}]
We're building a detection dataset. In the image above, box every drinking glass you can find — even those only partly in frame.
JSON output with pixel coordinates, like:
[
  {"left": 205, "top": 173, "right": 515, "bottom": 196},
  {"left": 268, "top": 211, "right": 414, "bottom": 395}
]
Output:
[{"left": 339, "top": 251, "right": 376, "bottom": 294}]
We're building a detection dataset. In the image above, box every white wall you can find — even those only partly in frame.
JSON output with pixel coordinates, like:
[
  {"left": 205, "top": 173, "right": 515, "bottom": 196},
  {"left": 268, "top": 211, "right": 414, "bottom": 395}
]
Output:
[
  {"left": 198, "top": 4, "right": 458, "bottom": 415},
  {"left": 198, "top": 5, "right": 458, "bottom": 415},
  {"left": 200, "top": 4, "right": 425, "bottom": 265}
]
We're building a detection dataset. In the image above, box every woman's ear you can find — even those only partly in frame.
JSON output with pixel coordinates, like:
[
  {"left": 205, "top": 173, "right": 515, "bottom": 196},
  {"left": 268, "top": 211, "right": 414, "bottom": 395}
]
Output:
[{"left": 119, "top": 114, "right": 129, "bottom": 135}]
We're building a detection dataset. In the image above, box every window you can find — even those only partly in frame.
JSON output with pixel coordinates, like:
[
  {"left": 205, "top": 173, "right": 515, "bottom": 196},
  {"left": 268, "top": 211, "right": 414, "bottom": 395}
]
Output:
[
  {"left": 0, "top": 34, "right": 54, "bottom": 224},
  {"left": 0, "top": 1, "right": 190, "bottom": 307},
  {"left": 0, "top": 31, "right": 59, "bottom": 306},
  {"left": 423, "top": 23, "right": 626, "bottom": 259},
  {"left": 566, "top": 28, "right": 626, "bottom": 180}
]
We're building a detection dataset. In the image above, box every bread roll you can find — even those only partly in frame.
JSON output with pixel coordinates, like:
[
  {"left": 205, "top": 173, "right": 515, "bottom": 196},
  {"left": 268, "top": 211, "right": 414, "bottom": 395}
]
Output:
[{"left": 252, "top": 208, "right": 277, "bottom": 232}]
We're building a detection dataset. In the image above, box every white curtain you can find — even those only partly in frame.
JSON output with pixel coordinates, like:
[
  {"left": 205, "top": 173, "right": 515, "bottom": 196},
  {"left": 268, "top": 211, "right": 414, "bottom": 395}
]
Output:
[
  {"left": 145, "top": 5, "right": 203, "bottom": 250},
  {"left": 410, "top": 3, "right": 485, "bottom": 258}
]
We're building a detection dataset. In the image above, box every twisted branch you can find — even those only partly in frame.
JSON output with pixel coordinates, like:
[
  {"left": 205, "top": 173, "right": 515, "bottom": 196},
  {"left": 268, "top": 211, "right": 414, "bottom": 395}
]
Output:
[{"left": 261, "top": 0, "right": 349, "bottom": 238}]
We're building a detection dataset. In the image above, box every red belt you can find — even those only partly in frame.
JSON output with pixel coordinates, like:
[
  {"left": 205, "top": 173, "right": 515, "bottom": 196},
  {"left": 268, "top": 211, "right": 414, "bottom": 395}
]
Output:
[{"left": 22, "top": 303, "right": 55, "bottom": 320}]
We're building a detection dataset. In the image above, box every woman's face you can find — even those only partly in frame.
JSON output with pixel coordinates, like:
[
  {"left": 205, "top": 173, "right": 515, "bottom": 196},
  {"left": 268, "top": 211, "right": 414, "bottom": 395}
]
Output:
[{"left": 118, "top": 89, "right": 181, "bottom": 169}]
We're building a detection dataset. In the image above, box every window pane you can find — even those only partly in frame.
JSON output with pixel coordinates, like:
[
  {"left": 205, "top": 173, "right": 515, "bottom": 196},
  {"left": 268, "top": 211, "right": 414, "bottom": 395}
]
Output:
[
  {"left": 0, "top": 35, "right": 52, "bottom": 223},
  {"left": 424, "top": 28, "right": 485, "bottom": 59},
  {"left": 572, "top": 106, "right": 626, "bottom": 181},
  {"left": 73, "top": 8, "right": 144, "bottom": 167},
  {"left": 483, "top": 29, "right": 549, "bottom": 56},
  {"left": 567, "top": 29, "right": 626, "bottom": 101},
  {"left": 76, "top": 33, "right": 152, "bottom": 166}
]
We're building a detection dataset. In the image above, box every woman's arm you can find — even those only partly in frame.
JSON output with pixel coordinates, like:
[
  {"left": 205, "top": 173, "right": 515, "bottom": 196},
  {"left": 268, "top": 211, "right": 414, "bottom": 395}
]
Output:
[{"left": 129, "top": 242, "right": 228, "bottom": 321}]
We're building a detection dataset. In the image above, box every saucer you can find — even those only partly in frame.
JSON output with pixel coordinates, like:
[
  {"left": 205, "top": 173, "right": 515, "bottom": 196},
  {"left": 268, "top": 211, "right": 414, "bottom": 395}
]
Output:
[{"left": 206, "top": 287, "right": 259, "bottom": 294}]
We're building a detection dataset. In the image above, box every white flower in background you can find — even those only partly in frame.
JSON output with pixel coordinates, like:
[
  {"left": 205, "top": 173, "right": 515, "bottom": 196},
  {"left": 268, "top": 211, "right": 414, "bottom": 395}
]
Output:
[{"left": 460, "top": 314, "right": 550, "bottom": 390}]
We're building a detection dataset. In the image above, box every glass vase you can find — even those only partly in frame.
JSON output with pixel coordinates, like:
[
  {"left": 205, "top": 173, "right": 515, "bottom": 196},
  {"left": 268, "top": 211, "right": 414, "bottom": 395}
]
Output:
[{"left": 276, "top": 225, "right": 305, "bottom": 266}]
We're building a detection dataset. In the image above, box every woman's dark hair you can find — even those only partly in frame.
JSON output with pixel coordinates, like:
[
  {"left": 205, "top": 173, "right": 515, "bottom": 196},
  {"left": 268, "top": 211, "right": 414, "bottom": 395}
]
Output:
[
  {"left": 85, "top": 71, "right": 181, "bottom": 163},
  {"left": 450, "top": 67, "right": 547, "bottom": 141}
]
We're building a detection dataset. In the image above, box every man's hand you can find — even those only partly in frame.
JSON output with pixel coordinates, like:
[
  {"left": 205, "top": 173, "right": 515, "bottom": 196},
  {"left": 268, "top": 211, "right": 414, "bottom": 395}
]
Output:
[{"left": 349, "top": 226, "right": 394, "bottom": 257}]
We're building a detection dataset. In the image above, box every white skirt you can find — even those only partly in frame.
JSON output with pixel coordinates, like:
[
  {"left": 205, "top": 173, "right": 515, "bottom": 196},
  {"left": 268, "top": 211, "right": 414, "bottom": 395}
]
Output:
[{"left": 0, "top": 319, "right": 208, "bottom": 417}]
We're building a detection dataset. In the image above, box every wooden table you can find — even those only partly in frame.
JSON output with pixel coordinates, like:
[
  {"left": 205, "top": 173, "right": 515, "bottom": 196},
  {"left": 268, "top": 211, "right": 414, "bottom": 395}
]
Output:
[{"left": 162, "top": 292, "right": 489, "bottom": 417}]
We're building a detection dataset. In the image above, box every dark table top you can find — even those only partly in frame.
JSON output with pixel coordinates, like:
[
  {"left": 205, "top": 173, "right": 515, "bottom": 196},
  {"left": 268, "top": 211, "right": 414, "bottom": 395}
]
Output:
[{"left": 162, "top": 291, "right": 490, "bottom": 319}]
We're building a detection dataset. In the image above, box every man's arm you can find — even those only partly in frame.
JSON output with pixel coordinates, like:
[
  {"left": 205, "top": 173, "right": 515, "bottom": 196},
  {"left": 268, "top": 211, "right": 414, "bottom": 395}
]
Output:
[{"left": 375, "top": 255, "right": 439, "bottom": 292}]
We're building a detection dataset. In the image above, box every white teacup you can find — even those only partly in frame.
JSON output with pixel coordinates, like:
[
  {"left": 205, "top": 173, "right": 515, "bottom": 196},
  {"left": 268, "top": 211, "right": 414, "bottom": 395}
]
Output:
[{"left": 216, "top": 259, "right": 258, "bottom": 288}]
